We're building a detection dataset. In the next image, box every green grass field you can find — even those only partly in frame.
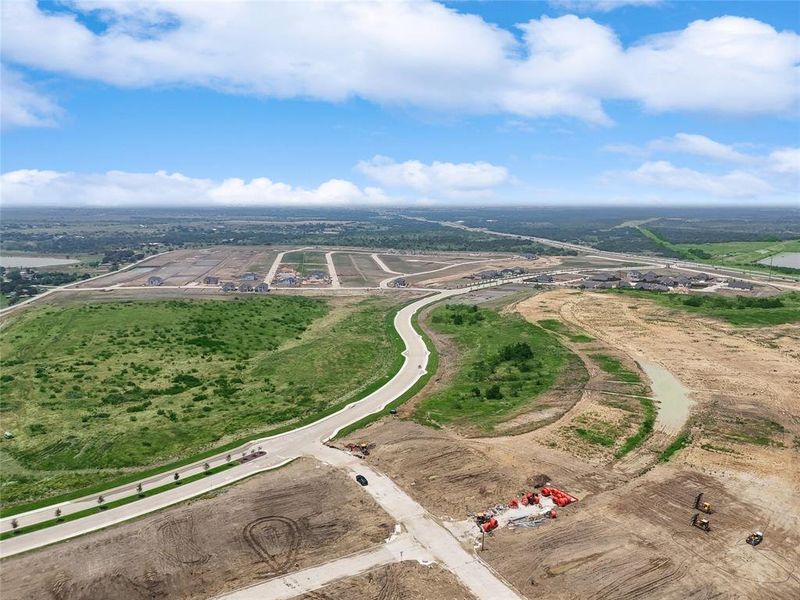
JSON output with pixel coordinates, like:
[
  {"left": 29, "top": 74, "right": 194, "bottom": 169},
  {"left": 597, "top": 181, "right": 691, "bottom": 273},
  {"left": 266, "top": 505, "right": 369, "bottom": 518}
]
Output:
[
  {"left": 0, "top": 295, "right": 400, "bottom": 506},
  {"left": 414, "top": 304, "right": 573, "bottom": 430},
  {"left": 608, "top": 289, "right": 800, "bottom": 326},
  {"left": 637, "top": 227, "right": 800, "bottom": 277}
]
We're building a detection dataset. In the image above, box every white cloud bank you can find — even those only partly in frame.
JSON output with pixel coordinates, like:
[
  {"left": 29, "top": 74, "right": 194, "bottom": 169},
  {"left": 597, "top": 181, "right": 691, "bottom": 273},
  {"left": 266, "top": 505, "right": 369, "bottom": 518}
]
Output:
[
  {"left": 605, "top": 132, "right": 799, "bottom": 199},
  {"left": 356, "top": 156, "right": 511, "bottom": 198},
  {"left": 0, "top": 169, "right": 391, "bottom": 207},
  {"left": 2, "top": 1, "right": 798, "bottom": 127},
  {"left": 626, "top": 161, "right": 773, "bottom": 198}
]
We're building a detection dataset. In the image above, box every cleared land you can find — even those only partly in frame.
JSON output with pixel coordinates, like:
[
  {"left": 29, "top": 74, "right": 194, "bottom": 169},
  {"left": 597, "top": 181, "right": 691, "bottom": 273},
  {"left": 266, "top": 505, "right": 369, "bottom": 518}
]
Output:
[
  {"left": 342, "top": 288, "right": 798, "bottom": 598},
  {"left": 413, "top": 303, "right": 579, "bottom": 433},
  {"left": 0, "top": 295, "right": 402, "bottom": 506},
  {"left": 293, "top": 562, "right": 474, "bottom": 600},
  {"left": 0, "top": 459, "right": 394, "bottom": 600},
  {"left": 331, "top": 252, "right": 386, "bottom": 287}
]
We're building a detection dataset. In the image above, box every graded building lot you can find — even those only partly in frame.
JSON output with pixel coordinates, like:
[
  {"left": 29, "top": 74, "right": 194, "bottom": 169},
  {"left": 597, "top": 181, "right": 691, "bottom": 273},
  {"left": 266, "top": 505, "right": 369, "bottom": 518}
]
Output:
[
  {"left": 331, "top": 252, "right": 387, "bottom": 287},
  {"left": 0, "top": 459, "right": 395, "bottom": 600},
  {"left": 293, "top": 562, "right": 474, "bottom": 600},
  {"left": 343, "top": 288, "right": 799, "bottom": 598},
  {"left": 75, "top": 247, "right": 278, "bottom": 288}
]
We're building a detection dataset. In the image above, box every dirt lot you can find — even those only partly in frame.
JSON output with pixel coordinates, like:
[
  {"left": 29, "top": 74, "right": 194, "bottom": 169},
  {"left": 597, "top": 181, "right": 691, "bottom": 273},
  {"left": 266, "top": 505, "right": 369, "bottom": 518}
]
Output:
[
  {"left": 516, "top": 289, "right": 800, "bottom": 482},
  {"left": 295, "top": 562, "right": 474, "bottom": 600},
  {"left": 332, "top": 252, "right": 387, "bottom": 287},
  {"left": 76, "top": 247, "right": 277, "bottom": 288},
  {"left": 1, "top": 459, "right": 394, "bottom": 600},
  {"left": 343, "top": 288, "right": 799, "bottom": 598},
  {"left": 482, "top": 467, "right": 799, "bottom": 599}
]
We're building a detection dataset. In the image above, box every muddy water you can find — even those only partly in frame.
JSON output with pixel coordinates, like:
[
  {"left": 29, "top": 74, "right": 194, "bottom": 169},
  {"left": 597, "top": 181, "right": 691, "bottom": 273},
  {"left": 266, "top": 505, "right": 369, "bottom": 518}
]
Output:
[{"left": 638, "top": 360, "right": 692, "bottom": 435}]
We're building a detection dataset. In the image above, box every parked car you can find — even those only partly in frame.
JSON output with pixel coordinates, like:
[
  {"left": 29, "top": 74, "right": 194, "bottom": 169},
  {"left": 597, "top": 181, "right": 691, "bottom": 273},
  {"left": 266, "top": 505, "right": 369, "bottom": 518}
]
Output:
[{"left": 355, "top": 474, "right": 368, "bottom": 486}]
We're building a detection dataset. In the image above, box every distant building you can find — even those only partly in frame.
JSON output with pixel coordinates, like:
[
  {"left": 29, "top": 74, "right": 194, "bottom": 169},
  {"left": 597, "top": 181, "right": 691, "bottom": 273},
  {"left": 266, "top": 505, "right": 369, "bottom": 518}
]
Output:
[
  {"left": 391, "top": 277, "right": 408, "bottom": 288},
  {"left": 675, "top": 275, "right": 692, "bottom": 287},
  {"left": 627, "top": 270, "right": 643, "bottom": 281},
  {"left": 641, "top": 271, "right": 660, "bottom": 283},
  {"left": 729, "top": 279, "right": 754, "bottom": 290},
  {"left": 240, "top": 272, "right": 258, "bottom": 281},
  {"left": 657, "top": 276, "right": 677, "bottom": 287},
  {"left": 222, "top": 282, "right": 237, "bottom": 292},
  {"left": 635, "top": 282, "right": 669, "bottom": 292},
  {"left": 203, "top": 276, "right": 220, "bottom": 285},
  {"left": 579, "top": 280, "right": 599, "bottom": 289},
  {"left": 475, "top": 270, "right": 500, "bottom": 280},
  {"left": 255, "top": 283, "right": 270, "bottom": 293},
  {"left": 617, "top": 280, "right": 632, "bottom": 289},
  {"left": 146, "top": 276, "right": 164, "bottom": 286},
  {"left": 307, "top": 270, "right": 326, "bottom": 281},
  {"left": 533, "top": 274, "right": 554, "bottom": 283},
  {"left": 276, "top": 273, "right": 298, "bottom": 286},
  {"left": 239, "top": 283, "right": 254, "bottom": 292},
  {"left": 589, "top": 272, "right": 620, "bottom": 282}
]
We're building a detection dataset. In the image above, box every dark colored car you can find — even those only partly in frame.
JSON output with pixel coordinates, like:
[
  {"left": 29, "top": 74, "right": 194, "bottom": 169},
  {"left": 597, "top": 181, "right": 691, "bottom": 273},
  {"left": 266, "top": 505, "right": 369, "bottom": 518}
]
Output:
[{"left": 355, "top": 474, "right": 368, "bottom": 486}]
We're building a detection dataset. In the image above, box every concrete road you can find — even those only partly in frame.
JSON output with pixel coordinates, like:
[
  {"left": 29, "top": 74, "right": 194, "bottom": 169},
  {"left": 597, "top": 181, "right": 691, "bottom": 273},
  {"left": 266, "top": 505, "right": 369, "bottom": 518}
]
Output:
[
  {"left": 325, "top": 251, "right": 341, "bottom": 288},
  {"left": 0, "top": 288, "right": 456, "bottom": 550},
  {"left": 216, "top": 533, "right": 431, "bottom": 600}
]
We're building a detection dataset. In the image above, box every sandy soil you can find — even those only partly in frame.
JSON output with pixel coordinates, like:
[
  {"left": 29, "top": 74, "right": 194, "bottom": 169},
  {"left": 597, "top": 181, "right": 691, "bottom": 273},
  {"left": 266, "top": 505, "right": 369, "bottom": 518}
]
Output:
[
  {"left": 294, "top": 562, "right": 474, "bottom": 600},
  {"left": 482, "top": 466, "right": 799, "bottom": 599},
  {"left": 1, "top": 459, "right": 394, "bottom": 600},
  {"left": 345, "top": 288, "right": 799, "bottom": 599},
  {"left": 516, "top": 290, "right": 800, "bottom": 483}
]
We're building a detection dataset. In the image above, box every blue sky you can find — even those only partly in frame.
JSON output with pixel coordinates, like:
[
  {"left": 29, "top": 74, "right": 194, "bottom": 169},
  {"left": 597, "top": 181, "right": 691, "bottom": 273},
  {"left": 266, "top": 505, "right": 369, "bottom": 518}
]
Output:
[{"left": 1, "top": 0, "right": 798, "bottom": 207}]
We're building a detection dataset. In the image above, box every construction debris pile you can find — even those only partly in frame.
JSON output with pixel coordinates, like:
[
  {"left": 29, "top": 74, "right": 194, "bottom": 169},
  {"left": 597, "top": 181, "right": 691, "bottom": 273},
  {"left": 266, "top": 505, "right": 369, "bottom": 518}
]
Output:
[{"left": 472, "top": 486, "right": 579, "bottom": 532}]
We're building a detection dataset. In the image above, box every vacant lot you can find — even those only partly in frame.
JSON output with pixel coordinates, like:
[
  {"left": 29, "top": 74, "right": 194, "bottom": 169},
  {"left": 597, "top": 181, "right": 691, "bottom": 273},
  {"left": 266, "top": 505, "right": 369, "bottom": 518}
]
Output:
[
  {"left": 413, "top": 304, "right": 577, "bottom": 433},
  {"left": 0, "top": 295, "right": 401, "bottom": 506},
  {"left": 1, "top": 459, "right": 394, "bottom": 600},
  {"left": 331, "top": 252, "right": 386, "bottom": 287},
  {"left": 295, "top": 562, "right": 474, "bottom": 600}
]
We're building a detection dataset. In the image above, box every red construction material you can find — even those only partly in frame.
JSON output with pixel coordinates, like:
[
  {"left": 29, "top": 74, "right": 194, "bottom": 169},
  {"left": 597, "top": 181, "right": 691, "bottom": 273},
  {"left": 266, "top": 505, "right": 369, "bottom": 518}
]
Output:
[
  {"left": 520, "top": 496, "right": 529, "bottom": 506},
  {"left": 549, "top": 510, "right": 557, "bottom": 519},
  {"left": 509, "top": 499, "right": 519, "bottom": 509},
  {"left": 541, "top": 487, "right": 551, "bottom": 496},
  {"left": 482, "top": 517, "right": 498, "bottom": 532}
]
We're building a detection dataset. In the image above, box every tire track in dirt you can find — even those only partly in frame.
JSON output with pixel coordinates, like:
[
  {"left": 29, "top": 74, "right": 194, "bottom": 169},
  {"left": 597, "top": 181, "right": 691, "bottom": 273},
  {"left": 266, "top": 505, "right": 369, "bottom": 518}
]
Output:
[
  {"left": 156, "top": 514, "right": 210, "bottom": 567},
  {"left": 243, "top": 516, "right": 302, "bottom": 576}
]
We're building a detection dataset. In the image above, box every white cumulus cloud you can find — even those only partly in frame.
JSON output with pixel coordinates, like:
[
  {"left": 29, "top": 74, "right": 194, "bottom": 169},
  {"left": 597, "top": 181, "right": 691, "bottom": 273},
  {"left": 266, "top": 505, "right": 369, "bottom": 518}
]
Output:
[
  {"left": 648, "top": 133, "right": 750, "bottom": 163},
  {"left": 1, "top": 2, "right": 798, "bottom": 126},
  {"left": 0, "top": 169, "right": 391, "bottom": 207},
  {"left": 356, "top": 156, "right": 511, "bottom": 198},
  {"left": 625, "top": 161, "right": 773, "bottom": 198},
  {"left": 769, "top": 148, "right": 800, "bottom": 174}
]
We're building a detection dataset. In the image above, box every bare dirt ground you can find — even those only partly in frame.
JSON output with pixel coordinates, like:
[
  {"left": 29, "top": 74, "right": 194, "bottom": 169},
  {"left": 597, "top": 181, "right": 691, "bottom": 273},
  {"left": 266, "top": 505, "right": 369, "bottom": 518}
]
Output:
[
  {"left": 517, "top": 290, "right": 800, "bottom": 482},
  {"left": 1, "top": 459, "right": 394, "bottom": 600},
  {"left": 294, "top": 562, "right": 474, "bottom": 600},
  {"left": 344, "top": 288, "right": 799, "bottom": 599}
]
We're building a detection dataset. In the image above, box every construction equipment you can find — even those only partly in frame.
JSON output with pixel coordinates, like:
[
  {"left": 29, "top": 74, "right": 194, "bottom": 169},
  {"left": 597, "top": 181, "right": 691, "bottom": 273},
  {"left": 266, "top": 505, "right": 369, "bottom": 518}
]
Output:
[
  {"left": 691, "top": 513, "right": 710, "bottom": 532},
  {"left": 746, "top": 531, "right": 764, "bottom": 546},
  {"left": 693, "top": 492, "right": 712, "bottom": 514}
]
